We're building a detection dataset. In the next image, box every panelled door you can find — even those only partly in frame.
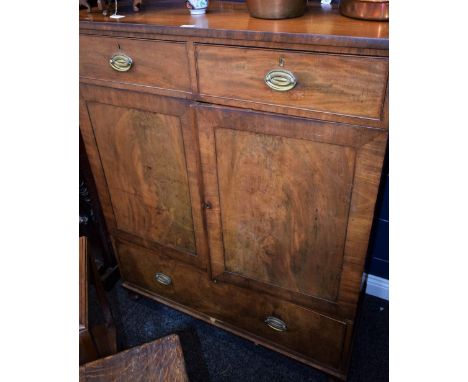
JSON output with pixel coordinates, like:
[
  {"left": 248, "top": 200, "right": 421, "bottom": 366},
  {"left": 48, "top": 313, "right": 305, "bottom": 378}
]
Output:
[
  {"left": 80, "top": 84, "right": 208, "bottom": 270},
  {"left": 196, "top": 104, "right": 387, "bottom": 318}
]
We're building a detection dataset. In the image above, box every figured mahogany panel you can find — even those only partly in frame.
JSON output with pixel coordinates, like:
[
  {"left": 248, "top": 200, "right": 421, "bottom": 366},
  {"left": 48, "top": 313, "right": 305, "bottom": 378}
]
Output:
[
  {"left": 215, "top": 128, "right": 355, "bottom": 301},
  {"left": 87, "top": 102, "right": 196, "bottom": 254},
  {"left": 196, "top": 45, "right": 388, "bottom": 120},
  {"left": 80, "top": 334, "right": 189, "bottom": 382},
  {"left": 116, "top": 239, "right": 348, "bottom": 371},
  {"left": 197, "top": 104, "right": 387, "bottom": 318}
]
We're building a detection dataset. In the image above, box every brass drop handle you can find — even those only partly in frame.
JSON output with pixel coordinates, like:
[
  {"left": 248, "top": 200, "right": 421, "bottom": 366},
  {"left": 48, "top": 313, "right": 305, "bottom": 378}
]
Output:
[
  {"left": 264, "top": 69, "right": 297, "bottom": 92},
  {"left": 154, "top": 272, "right": 172, "bottom": 286},
  {"left": 109, "top": 53, "right": 133, "bottom": 72},
  {"left": 265, "top": 316, "right": 287, "bottom": 332}
]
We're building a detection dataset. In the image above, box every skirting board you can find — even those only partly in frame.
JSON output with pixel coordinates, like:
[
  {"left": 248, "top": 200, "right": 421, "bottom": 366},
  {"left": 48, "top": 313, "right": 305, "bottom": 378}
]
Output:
[{"left": 365, "top": 274, "right": 389, "bottom": 300}]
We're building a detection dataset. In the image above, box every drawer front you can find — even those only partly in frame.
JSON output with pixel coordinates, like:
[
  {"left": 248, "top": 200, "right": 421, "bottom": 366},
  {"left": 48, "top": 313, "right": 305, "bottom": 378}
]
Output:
[
  {"left": 196, "top": 45, "right": 388, "bottom": 120},
  {"left": 117, "top": 238, "right": 348, "bottom": 370},
  {"left": 80, "top": 35, "right": 191, "bottom": 92}
]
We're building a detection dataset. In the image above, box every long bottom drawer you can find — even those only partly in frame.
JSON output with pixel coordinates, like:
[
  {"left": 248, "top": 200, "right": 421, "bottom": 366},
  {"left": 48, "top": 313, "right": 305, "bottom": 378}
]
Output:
[{"left": 116, "top": 238, "right": 350, "bottom": 373}]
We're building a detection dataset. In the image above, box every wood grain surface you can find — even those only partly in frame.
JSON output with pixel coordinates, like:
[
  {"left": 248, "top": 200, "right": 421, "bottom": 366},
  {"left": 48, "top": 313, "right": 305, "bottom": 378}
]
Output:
[
  {"left": 79, "top": 0, "right": 388, "bottom": 50},
  {"left": 79, "top": 85, "right": 210, "bottom": 270},
  {"left": 196, "top": 104, "right": 387, "bottom": 319},
  {"left": 79, "top": 334, "right": 189, "bottom": 382},
  {"left": 215, "top": 127, "right": 355, "bottom": 301},
  {"left": 79, "top": 2, "right": 389, "bottom": 378},
  {"left": 79, "top": 1, "right": 389, "bottom": 127},
  {"left": 88, "top": 102, "right": 196, "bottom": 254},
  {"left": 196, "top": 45, "right": 388, "bottom": 120},
  {"left": 117, "top": 238, "right": 348, "bottom": 370},
  {"left": 80, "top": 35, "right": 191, "bottom": 93}
]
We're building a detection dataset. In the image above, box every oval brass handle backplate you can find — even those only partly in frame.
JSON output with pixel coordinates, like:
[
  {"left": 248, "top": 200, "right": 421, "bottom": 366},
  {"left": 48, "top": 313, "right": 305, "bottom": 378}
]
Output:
[
  {"left": 265, "top": 316, "right": 287, "bottom": 332},
  {"left": 154, "top": 272, "right": 172, "bottom": 286},
  {"left": 109, "top": 53, "right": 133, "bottom": 72},
  {"left": 264, "top": 69, "right": 297, "bottom": 92}
]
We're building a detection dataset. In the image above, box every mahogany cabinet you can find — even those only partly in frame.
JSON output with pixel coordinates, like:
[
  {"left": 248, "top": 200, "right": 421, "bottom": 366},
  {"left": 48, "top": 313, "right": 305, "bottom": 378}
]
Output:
[{"left": 79, "top": 1, "right": 388, "bottom": 380}]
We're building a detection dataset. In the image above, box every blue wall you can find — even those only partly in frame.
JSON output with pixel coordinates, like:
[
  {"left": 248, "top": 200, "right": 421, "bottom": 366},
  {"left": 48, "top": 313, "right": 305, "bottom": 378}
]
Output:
[{"left": 366, "top": 151, "right": 389, "bottom": 280}]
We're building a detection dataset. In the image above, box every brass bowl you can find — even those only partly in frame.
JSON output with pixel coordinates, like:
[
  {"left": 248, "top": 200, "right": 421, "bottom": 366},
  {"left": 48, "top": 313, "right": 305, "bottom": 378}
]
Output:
[
  {"left": 340, "top": 0, "right": 389, "bottom": 21},
  {"left": 246, "top": 0, "right": 308, "bottom": 20}
]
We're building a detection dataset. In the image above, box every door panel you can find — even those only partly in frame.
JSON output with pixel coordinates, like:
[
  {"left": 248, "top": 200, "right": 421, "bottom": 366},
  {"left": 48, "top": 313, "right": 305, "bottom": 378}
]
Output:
[
  {"left": 88, "top": 103, "right": 195, "bottom": 253},
  {"left": 196, "top": 104, "right": 387, "bottom": 317},
  {"left": 216, "top": 128, "right": 355, "bottom": 301},
  {"left": 79, "top": 85, "right": 208, "bottom": 269}
]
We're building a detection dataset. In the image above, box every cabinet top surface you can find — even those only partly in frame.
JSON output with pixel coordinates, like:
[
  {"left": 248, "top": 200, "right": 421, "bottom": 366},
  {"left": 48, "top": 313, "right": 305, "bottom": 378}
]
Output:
[{"left": 79, "top": 0, "right": 389, "bottom": 50}]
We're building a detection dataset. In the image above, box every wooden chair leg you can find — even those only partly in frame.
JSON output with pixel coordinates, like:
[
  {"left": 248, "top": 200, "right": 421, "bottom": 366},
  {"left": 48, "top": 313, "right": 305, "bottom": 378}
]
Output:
[
  {"left": 91, "top": 324, "right": 117, "bottom": 356},
  {"left": 80, "top": 236, "right": 118, "bottom": 363},
  {"left": 89, "top": 243, "right": 118, "bottom": 356},
  {"left": 80, "top": 329, "right": 99, "bottom": 365}
]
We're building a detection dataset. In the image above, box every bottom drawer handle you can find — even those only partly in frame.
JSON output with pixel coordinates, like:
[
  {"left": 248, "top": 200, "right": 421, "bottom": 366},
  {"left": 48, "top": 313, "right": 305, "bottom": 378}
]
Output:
[
  {"left": 154, "top": 272, "right": 172, "bottom": 286},
  {"left": 265, "top": 316, "right": 287, "bottom": 332}
]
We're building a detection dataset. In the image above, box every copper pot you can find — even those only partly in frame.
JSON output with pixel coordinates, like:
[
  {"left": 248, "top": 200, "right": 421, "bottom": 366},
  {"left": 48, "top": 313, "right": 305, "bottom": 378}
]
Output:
[
  {"left": 340, "top": 0, "right": 389, "bottom": 21},
  {"left": 246, "top": 0, "right": 308, "bottom": 20}
]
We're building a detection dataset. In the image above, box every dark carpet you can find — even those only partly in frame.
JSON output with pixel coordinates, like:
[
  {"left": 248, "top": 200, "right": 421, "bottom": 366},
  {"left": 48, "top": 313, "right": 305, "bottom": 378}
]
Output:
[{"left": 89, "top": 281, "right": 388, "bottom": 382}]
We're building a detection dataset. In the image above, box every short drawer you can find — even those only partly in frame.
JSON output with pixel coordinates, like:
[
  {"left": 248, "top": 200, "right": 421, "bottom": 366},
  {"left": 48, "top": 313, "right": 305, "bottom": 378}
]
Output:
[
  {"left": 116, "top": 238, "right": 348, "bottom": 370},
  {"left": 80, "top": 35, "right": 191, "bottom": 93},
  {"left": 196, "top": 45, "right": 388, "bottom": 120}
]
